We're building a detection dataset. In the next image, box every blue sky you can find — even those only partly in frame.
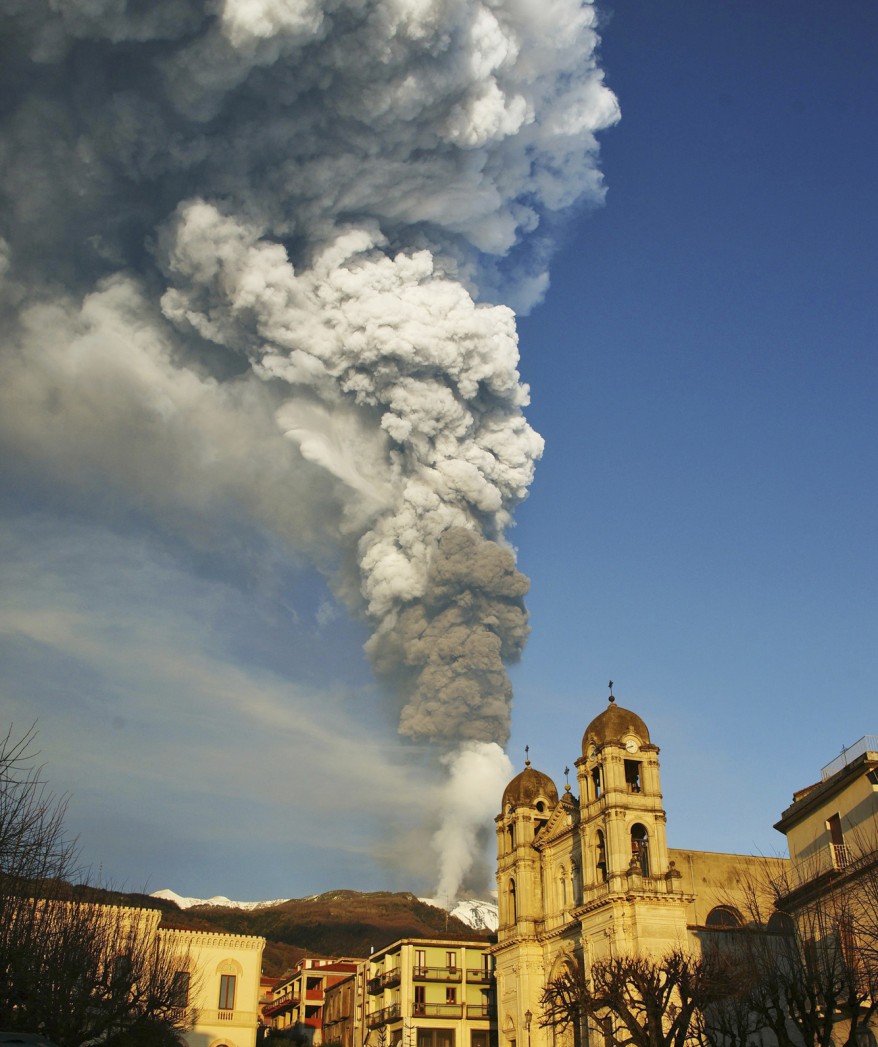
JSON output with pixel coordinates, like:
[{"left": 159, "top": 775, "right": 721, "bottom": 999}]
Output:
[
  {"left": 1, "top": 0, "right": 875, "bottom": 900},
  {"left": 510, "top": 0, "right": 878, "bottom": 857}
]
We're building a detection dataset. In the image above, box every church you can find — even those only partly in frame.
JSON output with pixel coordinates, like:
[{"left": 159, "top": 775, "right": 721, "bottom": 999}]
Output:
[{"left": 492, "top": 691, "right": 786, "bottom": 1047}]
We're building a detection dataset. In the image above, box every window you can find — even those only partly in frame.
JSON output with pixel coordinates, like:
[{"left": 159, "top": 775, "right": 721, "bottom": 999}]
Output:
[
  {"left": 418, "top": 1031, "right": 454, "bottom": 1047},
  {"left": 592, "top": 766, "right": 602, "bottom": 799},
  {"left": 472, "top": 1033, "right": 491, "bottom": 1047},
  {"left": 596, "top": 830, "right": 607, "bottom": 882},
  {"left": 624, "top": 761, "right": 641, "bottom": 793},
  {"left": 414, "top": 986, "right": 426, "bottom": 1016},
  {"left": 172, "top": 971, "right": 190, "bottom": 1008},
  {"left": 508, "top": 879, "right": 517, "bottom": 922},
  {"left": 705, "top": 906, "right": 743, "bottom": 928},
  {"left": 446, "top": 986, "right": 457, "bottom": 1004},
  {"left": 559, "top": 870, "right": 567, "bottom": 908},
  {"left": 219, "top": 974, "right": 237, "bottom": 1011},
  {"left": 827, "top": 813, "right": 848, "bottom": 867},
  {"left": 631, "top": 824, "right": 649, "bottom": 876},
  {"left": 415, "top": 949, "right": 427, "bottom": 976},
  {"left": 446, "top": 951, "right": 457, "bottom": 971}
]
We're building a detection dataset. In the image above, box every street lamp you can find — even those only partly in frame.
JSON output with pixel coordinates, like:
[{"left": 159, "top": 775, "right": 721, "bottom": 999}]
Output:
[{"left": 524, "top": 1009, "right": 532, "bottom": 1047}]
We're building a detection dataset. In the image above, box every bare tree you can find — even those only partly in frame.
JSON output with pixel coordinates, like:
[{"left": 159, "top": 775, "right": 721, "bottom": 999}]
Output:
[
  {"left": 0, "top": 724, "right": 194, "bottom": 1046},
  {"left": 541, "top": 949, "right": 734, "bottom": 1047},
  {"left": 702, "top": 859, "right": 878, "bottom": 1047}
]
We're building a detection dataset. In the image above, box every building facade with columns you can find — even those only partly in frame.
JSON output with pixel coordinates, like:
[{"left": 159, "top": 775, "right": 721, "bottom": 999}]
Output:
[{"left": 492, "top": 694, "right": 787, "bottom": 1047}]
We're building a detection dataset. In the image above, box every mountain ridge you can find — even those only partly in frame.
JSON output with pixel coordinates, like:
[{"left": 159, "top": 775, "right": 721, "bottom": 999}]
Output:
[{"left": 149, "top": 889, "right": 498, "bottom": 975}]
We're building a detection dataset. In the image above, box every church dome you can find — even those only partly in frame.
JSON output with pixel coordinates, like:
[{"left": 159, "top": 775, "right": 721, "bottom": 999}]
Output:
[
  {"left": 582, "top": 696, "right": 651, "bottom": 755},
  {"left": 502, "top": 762, "right": 559, "bottom": 810}
]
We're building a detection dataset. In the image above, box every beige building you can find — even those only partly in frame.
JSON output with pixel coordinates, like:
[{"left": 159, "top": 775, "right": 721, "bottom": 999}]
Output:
[
  {"left": 493, "top": 694, "right": 787, "bottom": 1047},
  {"left": 363, "top": 938, "right": 497, "bottom": 1047},
  {"left": 774, "top": 734, "right": 878, "bottom": 886},
  {"left": 161, "top": 925, "right": 265, "bottom": 1047}
]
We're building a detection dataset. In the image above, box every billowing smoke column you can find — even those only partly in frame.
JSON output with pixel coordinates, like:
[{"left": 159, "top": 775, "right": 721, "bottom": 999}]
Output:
[{"left": 0, "top": 0, "right": 618, "bottom": 897}]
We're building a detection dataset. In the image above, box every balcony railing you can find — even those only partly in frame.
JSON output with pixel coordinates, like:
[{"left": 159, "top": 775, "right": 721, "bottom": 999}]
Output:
[
  {"left": 466, "top": 1004, "right": 497, "bottom": 1020},
  {"left": 466, "top": 969, "right": 494, "bottom": 983},
  {"left": 832, "top": 843, "right": 851, "bottom": 869},
  {"left": 412, "top": 1003, "right": 463, "bottom": 1018},
  {"left": 368, "top": 967, "right": 402, "bottom": 995},
  {"left": 263, "top": 995, "right": 300, "bottom": 1017},
  {"left": 367, "top": 1003, "right": 401, "bottom": 1028},
  {"left": 412, "top": 966, "right": 461, "bottom": 983},
  {"left": 822, "top": 736, "right": 878, "bottom": 780},
  {"left": 200, "top": 1009, "right": 259, "bottom": 1026}
]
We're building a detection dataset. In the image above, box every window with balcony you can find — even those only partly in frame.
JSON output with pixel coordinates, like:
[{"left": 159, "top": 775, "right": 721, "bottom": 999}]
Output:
[
  {"left": 827, "top": 813, "right": 849, "bottom": 868},
  {"left": 446, "top": 952, "right": 457, "bottom": 971},
  {"left": 218, "top": 974, "right": 237, "bottom": 1011},
  {"left": 446, "top": 987, "right": 456, "bottom": 1005}
]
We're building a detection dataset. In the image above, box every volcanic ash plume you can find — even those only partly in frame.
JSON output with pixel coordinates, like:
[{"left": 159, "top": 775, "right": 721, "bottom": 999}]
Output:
[{"left": 0, "top": 0, "right": 618, "bottom": 894}]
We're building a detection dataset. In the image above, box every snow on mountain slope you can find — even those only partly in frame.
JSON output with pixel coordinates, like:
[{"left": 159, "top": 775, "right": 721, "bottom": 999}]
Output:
[
  {"left": 419, "top": 896, "right": 498, "bottom": 931},
  {"left": 151, "top": 888, "right": 498, "bottom": 930},
  {"left": 151, "top": 888, "right": 289, "bottom": 911}
]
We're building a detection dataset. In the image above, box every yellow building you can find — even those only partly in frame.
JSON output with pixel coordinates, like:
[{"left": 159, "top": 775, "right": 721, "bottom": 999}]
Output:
[
  {"left": 161, "top": 926, "right": 265, "bottom": 1047},
  {"left": 493, "top": 694, "right": 787, "bottom": 1047},
  {"left": 364, "top": 938, "right": 497, "bottom": 1047},
  {"left": 774, "top": 734, "right": 878, "bottom": 885}
]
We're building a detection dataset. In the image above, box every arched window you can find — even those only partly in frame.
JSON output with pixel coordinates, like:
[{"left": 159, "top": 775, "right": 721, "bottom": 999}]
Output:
[
  {"left": 571, "top": 860, "right": 580, "bottom": 903},
  {"left": 706, "top": 905, "right": 743, "bottom": 928},
  {"left": 507, "top": 824, "right": 515, "bottom": 851},
  {"left": 631, "top": 824, "right": 649, "bottom": 877},
  {"left": 559, "top": 867, "right": 567, "bottom": 908},
  {"left": 508, "top": 878, "right": 517, "bottom": 923},
  {"left": 592, "top": 765, "right": 602, "bottom": 800},
  {"left": 767, "top": 910, "right": 795, "bottom": 935},
  {"left": 595, "top": 830, "right": 607, "bottom": 882}
]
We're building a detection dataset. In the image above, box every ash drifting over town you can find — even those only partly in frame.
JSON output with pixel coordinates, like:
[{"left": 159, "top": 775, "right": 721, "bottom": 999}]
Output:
[{"left": 0, "top": 0, "right": 618, "bottom": 898}]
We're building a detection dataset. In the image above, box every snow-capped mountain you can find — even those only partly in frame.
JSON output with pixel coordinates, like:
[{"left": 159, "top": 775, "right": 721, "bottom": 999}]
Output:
[
  {"left": 151, "top": 888, "right": 289, "bottom": 911},
  {"left": 420, "top": 896, "right": 499, "bottom": 932},
  {"left": 151, "top": 888, "right": 498, "bottom": 931}
]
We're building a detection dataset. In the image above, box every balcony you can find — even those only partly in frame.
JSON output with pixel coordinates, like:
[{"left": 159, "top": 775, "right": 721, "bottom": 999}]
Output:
[
  {"left": 466, "top": 1004, "right": 497, "bottom": 1020},
  {"left": 412, "top": 1004, "right": 463, "bottom": 1019},
  {"left": 367, "top": 1004, "right": 401, "bottom": 1028},
  {"left": 412, "top": 966, "right": 462, "bottom": 983},
  {"left": 465, "top": 969, "right": 494, "bottom": 983},
  {"left": 263, "top": 994, "right": 300, "bottom": 1018},
  {"left": 367, "top": 978, "right": 383, "bottom": 996},
  {"left": 200, "top": 1009, "right": 259, "bottom": 1026},
  {"left": 381, "top": 967, "right": 401, "bottom": 989}
]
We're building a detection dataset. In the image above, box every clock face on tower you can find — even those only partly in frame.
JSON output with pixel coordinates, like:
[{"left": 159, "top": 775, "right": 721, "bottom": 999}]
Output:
[{"left": 625, "top": 738, "right": 639, "bottom": 753}]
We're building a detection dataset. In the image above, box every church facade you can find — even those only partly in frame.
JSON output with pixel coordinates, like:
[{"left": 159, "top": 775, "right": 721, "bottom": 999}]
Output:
[{"left": 492, "top": 693, "right": 787, "bottom": 1047}]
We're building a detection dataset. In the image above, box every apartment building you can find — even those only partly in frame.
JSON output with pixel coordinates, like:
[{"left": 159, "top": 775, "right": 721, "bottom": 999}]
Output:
[
  {"left": 364, "top": 938, "right": 496, "bottom": 1047},
  {"left": 264, "top": 956, "right": 362, "bottom": 1042}
]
